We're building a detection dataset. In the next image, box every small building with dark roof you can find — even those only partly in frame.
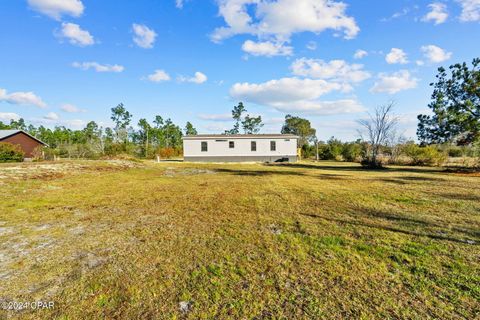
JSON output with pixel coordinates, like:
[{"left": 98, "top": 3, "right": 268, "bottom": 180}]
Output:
[{"left": 0, "top": 130, "right": 48, "bottom": 158}]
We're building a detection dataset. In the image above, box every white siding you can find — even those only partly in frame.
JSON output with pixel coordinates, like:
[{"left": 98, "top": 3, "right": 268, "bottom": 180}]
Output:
[{"left": 183, "top": 138, "right": 297, "bottom": 157}]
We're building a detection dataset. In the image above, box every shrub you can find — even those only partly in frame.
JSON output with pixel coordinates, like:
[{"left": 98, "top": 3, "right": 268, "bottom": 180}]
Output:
[
  {"left": 158, "top": 148, "right": 175, "bottom": 159},
  {"left": 445, "top": 145, "right": 465, "bottom": 157},
  {"left": 0, "top": 142, "right": 24, "bottom": 163},
  {"left": 403, "top": 144, "right": 446, "bottom": 166},
  {"left": 342, "top": 142, "right": 362, "bottom": 162}
]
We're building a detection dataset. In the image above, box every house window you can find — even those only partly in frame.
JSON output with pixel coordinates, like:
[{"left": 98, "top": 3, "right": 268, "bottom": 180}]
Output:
[
  {"left": 270, "top": 141, "right": 276, "bottom": 151},
  {"left": 201, "top": 141, "right": 208, "bottom": 152},
  {"left": 229, "top": 141, "right": 235, "bottom": 149},
  {"left": 251, "top": 141, "right": 257, "bottom": 151}
]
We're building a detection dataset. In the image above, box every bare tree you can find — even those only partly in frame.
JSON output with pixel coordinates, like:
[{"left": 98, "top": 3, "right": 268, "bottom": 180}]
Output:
[{"left": 357, "top": 102, "right": 399, "bottom": 168}]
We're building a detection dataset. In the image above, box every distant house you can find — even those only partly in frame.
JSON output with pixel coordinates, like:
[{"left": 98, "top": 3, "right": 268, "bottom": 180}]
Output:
[
  {"left": 182, "top": 134, "right": 299, "bottom": 162},
  {"left": 0, "top": 130, "right": 48, "bottom": 158}
]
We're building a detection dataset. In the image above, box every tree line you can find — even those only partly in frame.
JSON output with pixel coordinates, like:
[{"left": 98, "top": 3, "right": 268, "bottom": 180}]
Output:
[{"left": 0, "top": 58, "right": 478, "bottom": 167}]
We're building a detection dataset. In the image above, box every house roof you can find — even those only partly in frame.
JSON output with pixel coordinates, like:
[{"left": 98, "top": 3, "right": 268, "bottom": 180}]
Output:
[
  {"left": 182, "top": 134, "right": 299, "bottom": 140},
  {"left": 0, "top": 130, "right": 48, "bottom": 146}
]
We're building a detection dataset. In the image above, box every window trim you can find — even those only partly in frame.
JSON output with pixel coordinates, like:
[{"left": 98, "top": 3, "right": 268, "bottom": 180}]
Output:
[
  {"left": 270, "top": 140, "right": 276, "bottom": 151},
  {"left": 201, "top": 141, "right": 208, "bottom": 152},
  {"left": 229, "top": 141, "right": 235, "bottom": 149},
  {"left": 251, "top": 141, "right": 257, "bottom": 152}
]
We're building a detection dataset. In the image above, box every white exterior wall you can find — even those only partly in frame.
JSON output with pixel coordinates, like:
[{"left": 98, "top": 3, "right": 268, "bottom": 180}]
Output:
[{"left": 183, "top": 138, "right": 297, "bottom": 157}]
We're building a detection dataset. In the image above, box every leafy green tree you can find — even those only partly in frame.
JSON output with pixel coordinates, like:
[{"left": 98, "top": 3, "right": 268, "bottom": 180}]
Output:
[
  {"left": 242, "top": 115, "right": 263, "bottom": 134},
  {"left": 137, "top": 118, "right": 152, "bottom": 157},
  {"left": 418, "top": 58, "right": 480, "bottom": 146},
  {"left": 110, "top": 103, "right": 132, "bottom": 144},
  {"left": 184, "top": 122, "right": 198, "bottom": 135},
  {"left": 281, "top": 115, "right": 316, "bottom": 147},
  {"left": 83, "top": 121, "right": 100, "bottom": 144},
  {"left": 228, "top": 102, "right": 247, "bottom": 134},
  {"left": 9, "top": 118, "right": 27, "bottom": 131}
]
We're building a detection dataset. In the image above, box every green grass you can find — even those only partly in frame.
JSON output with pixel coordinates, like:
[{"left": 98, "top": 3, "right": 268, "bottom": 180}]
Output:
[{"left": 0, "top": 160, "right": 479, "bottom": 319}]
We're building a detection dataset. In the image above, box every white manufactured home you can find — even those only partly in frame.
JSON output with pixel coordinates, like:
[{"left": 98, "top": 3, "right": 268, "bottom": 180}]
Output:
[{"left": 183, "top": 134, "right": 299, "bottom": 162}]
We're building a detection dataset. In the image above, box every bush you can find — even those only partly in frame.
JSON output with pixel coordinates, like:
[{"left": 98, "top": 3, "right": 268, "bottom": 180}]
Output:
[
  {"left": 0, "top": 142, "right": 24, "bottom": 163},
  {"left": 157, "top": 147, "right": 182, "bottom": 159},
  {"left": 403, "top": 144, "right": 446, "bottom": 166},
  {"left": 445, "top": 145, "right": 465, "bottom": 157},
  {"left": 342, "top": 142, "right": 362, "bottom": 162}
]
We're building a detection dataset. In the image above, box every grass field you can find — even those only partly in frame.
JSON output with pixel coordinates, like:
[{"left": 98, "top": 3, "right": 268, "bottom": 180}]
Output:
[{"left": 0, "top": 160, "right": 479, "bottom": 319}]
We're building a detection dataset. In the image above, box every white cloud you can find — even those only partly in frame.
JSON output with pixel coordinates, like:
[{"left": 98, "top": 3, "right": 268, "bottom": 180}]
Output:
[
  {"left": 381, "top": 7, "right": 411, "bottom": 22},
  {"left": 353, "top": 49, "right": 368, "bottom": 59},
  {"left": 72, "top": 62, "right": 124, "bottom": 72},
  {"left": 416, "top": 60, "right": 425, "bottom": 66},
  {"left": 33, "top": 117, "right": 87, "bottom": 129},
  {"left": 211, "top": 0, "right": 359, "bottom": 45},
  {"left": 306, "top": 41, "right": 317, "bottom": 50},
  {"left": 242, "top": 40, "right": 293, "bottom": 57},
  {"left": 422, "top": 3, "right": 448, "bottom": 24},
  {"left": 146, "top": 70, "right": 171, "bottom": 82},
  {"left": 179, "top": 72, "right": 208, "bottom": 84},
  {"left": 457, "top": 0, "right": 480, "bottom": 22},
  {"left": 28, "top": 0, "right": 84, "bottom": 20},
  {"left": 132, "top": 23, "right": 157, "bottom": 49},
  {"left": 61, "top": 104, "right": 86, "bottom": 113},
  {"left": 198, "top": 113, "right": 233, "bottom": 121},
  {"left": 0, "top": 112, "right": 21, "bottom": 122},
  {"left": 43, "top": 112, "right": 59, "bottom": 120},
  {"left": 0, "top": 88, "right": 47, "bottom": 108},
  {"left": 370, "top": 70, "right": 418, "bottom": 94},
  {"left": 290, "top": 58, "right": 371, "bottom": 87},
  {"left": 230, "top": 77, "right": 364, "bottom": 115},
  {"left": 58, "top": 22, "right": 94, "bottom": 46},
  {"left": 385, "top": 48, "right": 409, "bottom": 64},
  {"left": 421, "top": 44, "right": 452, "bottom": 63},
  {"left": 176, "top": 0, "right": 184, "bottom": 8}
]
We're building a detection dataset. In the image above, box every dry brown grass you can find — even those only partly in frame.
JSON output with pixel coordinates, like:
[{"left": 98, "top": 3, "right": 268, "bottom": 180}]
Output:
[{"left": 0, "top": 160, "right": 479, "bottom": 319}]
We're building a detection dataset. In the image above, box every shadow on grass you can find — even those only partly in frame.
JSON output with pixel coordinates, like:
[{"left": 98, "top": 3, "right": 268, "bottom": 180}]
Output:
[
  {"left": 430, "top": 192, "right": 480, "bottom": 202},
  {"left": 215, "top": 168, "right": 307, "bottom": 177},
  {"left": 270, "top": 163, "right": 444, "bottom": 175},
  {"left": 300, "top": 208, "right": 479, "bottom": 245}
]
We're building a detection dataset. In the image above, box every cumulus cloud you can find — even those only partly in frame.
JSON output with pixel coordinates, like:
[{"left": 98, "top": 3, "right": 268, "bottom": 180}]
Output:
[
  {"left": 146, "top": 70, "right": 171, "bottom": 82},
  {"left": 58, "top": 22, "right": 94, "bottom": 46},
  {"left": 43, "top": 112, "right": 59, "bottom": 120},
  {"left": 242, "top": 40, "right": 293, "bottom": 57},
  {"left": 421, "top": 45, "right": 452, "bottom": 63},
  {"left": 353, "top": 49, "right": 368, "bottom": 59},
  {"left": 370, "top": 70, "right": 418, "bottom": 94},
  {"left": 61, "top": 104, "right": 86, "bottom": 113},
  {"left": 179, "top": 72, "right": 208, "bottom": 84},
  {"left": 28, "top": 0, "right": 84, "bottom": 20},
  {"left": 422, "top": 2, "right": 448, "bottom": 24},
  {"left": 385, "top": 48, "right": 409, "bottom": 64},
  {"left": 132, "top": 23, "right": 157, "bottom": 49},
  {"left": 211, "top": 0, "right": 359, "bottom": 46},
  {"left": 0, "top": 112, "right": 21, "bottom": 122},
  {"left": 457, "top": 0, "right": 480, "bottom": 22},
  {"left": 72, "top": 62, "right": 124, "bottom": 72},
  {"left": 290, "top": 58, "right": 371, "bottom": 87},
  {"left": 230, "top": 77, "right": 364, "bottom": 115},
  {"left": 0, "top": 88, "right": 47, "bottom": 108}
]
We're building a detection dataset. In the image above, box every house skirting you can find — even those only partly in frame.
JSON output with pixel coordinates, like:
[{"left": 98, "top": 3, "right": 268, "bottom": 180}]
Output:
[{"left": 184, "top": 156, "right": 297, "bottom": 163}]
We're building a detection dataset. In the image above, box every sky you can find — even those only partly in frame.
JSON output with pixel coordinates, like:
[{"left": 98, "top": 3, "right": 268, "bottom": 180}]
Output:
[{"left": 0, "top": 0, "right": 479, "bottom": 141}]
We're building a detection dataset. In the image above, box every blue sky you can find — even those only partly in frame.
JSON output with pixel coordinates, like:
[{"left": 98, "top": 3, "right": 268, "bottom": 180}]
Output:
[{"left": 0, "top": 0, "right": 479, "bottom": 140}]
